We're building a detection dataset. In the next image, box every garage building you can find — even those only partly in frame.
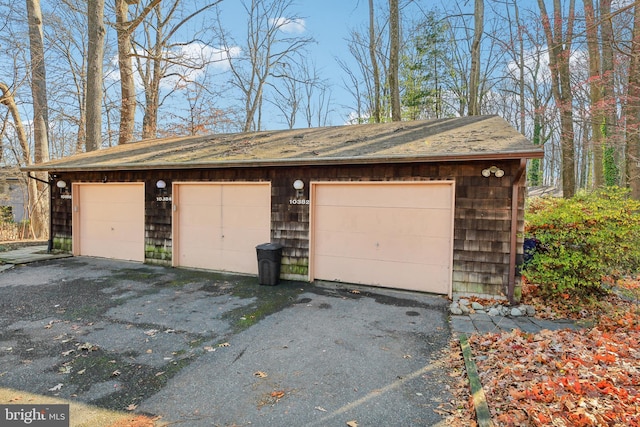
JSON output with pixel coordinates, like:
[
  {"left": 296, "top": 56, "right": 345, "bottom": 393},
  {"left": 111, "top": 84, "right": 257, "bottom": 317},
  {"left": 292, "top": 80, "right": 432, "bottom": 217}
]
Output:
[{"left": 24, "top": 115, "right": 543, "bottom": 301}]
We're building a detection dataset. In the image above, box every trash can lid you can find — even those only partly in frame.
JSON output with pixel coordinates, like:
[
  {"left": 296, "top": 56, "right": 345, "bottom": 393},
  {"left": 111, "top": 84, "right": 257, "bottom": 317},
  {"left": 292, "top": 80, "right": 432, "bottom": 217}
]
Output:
[{"left": 256, "top": 242, "right": 283, "bottom": 250}]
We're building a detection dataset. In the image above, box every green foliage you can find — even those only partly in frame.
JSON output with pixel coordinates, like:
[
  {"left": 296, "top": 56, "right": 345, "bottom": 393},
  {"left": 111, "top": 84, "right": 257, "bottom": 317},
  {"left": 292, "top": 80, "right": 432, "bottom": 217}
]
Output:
[
  {"left": 400, "top": 10, "right": 449, "bottom": 120},
  {"left": 523, "top": 187, "right": 640, "bottom": 299},
  {"left": 603, "top": 146, "right": 619, "bottom": 186},
  {"left": 527, "top": 159, "right": 541, "bottom": 186},
  {"left": 0, "top": 206, "right": 13, "bottom": 223}
]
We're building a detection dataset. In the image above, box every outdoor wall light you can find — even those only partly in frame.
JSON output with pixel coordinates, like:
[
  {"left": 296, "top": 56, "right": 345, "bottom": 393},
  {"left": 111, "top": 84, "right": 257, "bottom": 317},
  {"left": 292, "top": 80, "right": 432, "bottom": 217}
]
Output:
[
  {"left": 156, "top": 180, "right": 167, "bottom": 189},
  {"left": 293, "top": 179, "right": 304, "bottom": 197},
  {"left": 482, "top": 166, "right": 505, "bottom": 178},
  {"left": 56, "top": 180, "right": 70, "bottom": 195},
  {"left": 293, "top": 179, "right": 304, "bottom": 190}
]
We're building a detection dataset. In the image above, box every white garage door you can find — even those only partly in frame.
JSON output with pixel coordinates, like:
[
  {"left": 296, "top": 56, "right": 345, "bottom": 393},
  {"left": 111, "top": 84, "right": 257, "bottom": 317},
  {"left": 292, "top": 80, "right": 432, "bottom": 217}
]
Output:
[
  {"left": 72, "top": 183, "right": 145, "bottom": 262},
  {"left": 173, "top": 183, "right": 271, "bottom": 274},
  {"left": 311, "top": 182, "right": 454, "bottom": 295}
]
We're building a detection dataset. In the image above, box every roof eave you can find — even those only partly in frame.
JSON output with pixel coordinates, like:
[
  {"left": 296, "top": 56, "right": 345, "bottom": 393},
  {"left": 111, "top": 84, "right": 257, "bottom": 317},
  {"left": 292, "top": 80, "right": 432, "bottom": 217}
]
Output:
[{"left": 21, "top": 149, "right": 544, "bottom": 173}]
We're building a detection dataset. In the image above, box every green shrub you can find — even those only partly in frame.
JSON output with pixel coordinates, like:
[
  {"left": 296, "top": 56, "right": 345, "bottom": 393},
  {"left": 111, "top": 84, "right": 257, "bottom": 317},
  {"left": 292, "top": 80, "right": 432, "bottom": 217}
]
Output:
[{"left": 523, "top": 187, "right": 640, "bottom": 298}]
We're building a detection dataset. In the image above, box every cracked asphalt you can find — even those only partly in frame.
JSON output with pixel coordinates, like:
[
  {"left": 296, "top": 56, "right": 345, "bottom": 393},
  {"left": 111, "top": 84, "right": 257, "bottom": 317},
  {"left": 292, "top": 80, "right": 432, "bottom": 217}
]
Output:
[{"left": 0, "top": 256, "right": 454, "bottom": 426}]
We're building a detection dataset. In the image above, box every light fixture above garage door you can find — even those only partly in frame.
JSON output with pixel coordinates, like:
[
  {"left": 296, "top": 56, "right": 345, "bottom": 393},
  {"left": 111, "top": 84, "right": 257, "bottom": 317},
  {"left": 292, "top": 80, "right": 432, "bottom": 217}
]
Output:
[{"left": 481, "top": 166, "right": 504, "bottom": 178}]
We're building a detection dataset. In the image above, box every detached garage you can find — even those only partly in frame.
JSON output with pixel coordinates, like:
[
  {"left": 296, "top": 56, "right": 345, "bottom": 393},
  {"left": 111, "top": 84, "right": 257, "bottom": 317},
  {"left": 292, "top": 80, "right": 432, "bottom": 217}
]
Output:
[{"left": 25, "top": 115, "right": 543, "bottom": 301}]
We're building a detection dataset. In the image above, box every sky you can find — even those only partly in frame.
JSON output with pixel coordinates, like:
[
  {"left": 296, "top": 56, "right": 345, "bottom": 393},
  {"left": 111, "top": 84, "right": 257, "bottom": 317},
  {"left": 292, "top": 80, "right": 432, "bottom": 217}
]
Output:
[{"left": 162, "top": 0, "right": 391, "bottom": 130}]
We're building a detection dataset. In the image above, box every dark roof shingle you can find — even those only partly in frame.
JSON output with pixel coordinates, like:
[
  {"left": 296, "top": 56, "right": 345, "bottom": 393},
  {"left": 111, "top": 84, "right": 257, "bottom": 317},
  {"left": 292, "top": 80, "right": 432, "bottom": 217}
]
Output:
[{"left": 24, "top": 115, "right": 543, "bottom": 172}]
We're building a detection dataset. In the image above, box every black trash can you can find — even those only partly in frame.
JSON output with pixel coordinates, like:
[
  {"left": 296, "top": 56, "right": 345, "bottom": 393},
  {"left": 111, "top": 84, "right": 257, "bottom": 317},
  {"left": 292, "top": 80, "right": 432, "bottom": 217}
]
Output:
[{"left": 256, "top": 243, "right": 283, "bottom": 286}]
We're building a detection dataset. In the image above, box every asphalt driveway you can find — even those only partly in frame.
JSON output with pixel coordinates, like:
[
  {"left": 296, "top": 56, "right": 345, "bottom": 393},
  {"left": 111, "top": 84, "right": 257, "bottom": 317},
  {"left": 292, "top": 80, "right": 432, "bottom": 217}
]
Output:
[{"left": 0, "top": 257, "right": 453, "bottom": 426}]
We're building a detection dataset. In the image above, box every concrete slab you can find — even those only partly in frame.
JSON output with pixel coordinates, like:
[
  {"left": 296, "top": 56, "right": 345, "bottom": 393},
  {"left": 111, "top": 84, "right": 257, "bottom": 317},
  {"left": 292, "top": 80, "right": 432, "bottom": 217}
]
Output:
[
  {"left": 450, "top": 316, "right": 477, "bottom": 334},
  {"left": 472, "top": 320, "right": 501, "bottom": 334},
  {"left": 0, "top": 245, "right": 71, "bottom": 265},
  {"left": 511, "top": 318, "right": 543, "bottom": 333},
  {"left": 490, "top": 317, "right": 520, "bottom": 332}
]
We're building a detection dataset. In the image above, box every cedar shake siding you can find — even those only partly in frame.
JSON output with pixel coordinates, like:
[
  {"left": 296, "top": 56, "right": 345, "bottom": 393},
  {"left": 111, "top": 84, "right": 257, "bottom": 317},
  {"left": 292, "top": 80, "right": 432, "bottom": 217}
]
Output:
[{"left": 48, "top": 159, "right": 525, "bottom": 297}]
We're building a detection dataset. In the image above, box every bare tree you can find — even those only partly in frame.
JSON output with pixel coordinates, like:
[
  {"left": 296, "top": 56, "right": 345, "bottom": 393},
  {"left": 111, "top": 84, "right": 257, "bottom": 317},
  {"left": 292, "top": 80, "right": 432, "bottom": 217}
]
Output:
[
  {"left": 626, "top": 3, "right": 640, "bottom": 199},
  {"left": 26, "top": 0, "right": 49, "bottom": 163},
  {"left": 388, "top": 0, "right": 400, "bottom": 121},
  {"left": 134, "top": 0, "right": 223, "bottom": 139},
  {"left": 86, "top": 0, "right": 105, "bottom": 151},
  {"left": 367, "top": 0, "right": 382, "bottom": 123},
  {"left": 584, "top": 0, "right": 605, "bottom": 187},
  {"left": 25, "top": 0, "right": 49, "bottom": 238},
  {"left": 600, "top": 0, "right": 620, "bottom": 186},
  {"left": 268, "top": 62, "right": 302, "bottom": 129},
  {"left": 47, "top": 0, "right": 89, "bottom": 155},
  {"left": 537, "top": 0, "right": 576, "bottom": 198},
  {"left": 299, "top": 60, "right": 332, "bottom": 128},
  {"left": 337, "top": 56, "right": 367, "bottom": 124},
  {"left": 468, "top": 0, "right": 484, "bottom": 116},
  {"left": 217, "top": 0, "right": 313, "bottom": 132},
  {"left": 0, "top": 81, "right": 42, "bottom": 240},
  {"left": 114, "top": 0, "right": 161, "bottom": 144}
]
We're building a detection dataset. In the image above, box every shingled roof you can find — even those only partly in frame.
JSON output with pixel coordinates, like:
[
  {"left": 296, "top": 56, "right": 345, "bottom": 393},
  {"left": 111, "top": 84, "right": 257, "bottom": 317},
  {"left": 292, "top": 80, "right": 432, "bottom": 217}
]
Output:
[{"left": 24, "top": 115, "right": 542, "bottom": 172}]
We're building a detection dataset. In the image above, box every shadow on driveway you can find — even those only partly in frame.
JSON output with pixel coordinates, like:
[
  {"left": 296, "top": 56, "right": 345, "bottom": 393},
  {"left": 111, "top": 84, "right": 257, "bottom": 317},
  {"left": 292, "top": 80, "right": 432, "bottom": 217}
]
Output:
[{"left": 0, "top": 257, "right": 453, "bottom": 426}]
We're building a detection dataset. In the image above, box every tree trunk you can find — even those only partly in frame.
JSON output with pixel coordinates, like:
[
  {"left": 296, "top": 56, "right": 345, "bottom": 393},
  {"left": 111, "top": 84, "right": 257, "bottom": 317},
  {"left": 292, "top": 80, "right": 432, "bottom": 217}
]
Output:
[
  {"left": 115, "top": 0, "right": 161, "bottom": 143},
  {"left": 25, "top": 0, "right": 49, "bottom": 239},
  {"left": 1, "top": 81, "right": 39, "bottom": 240},
  {"left": 468, "top": 0, "right": 484, "bottom": 116},
  {"left": 389, "top": 0, "right": 401, "bottom": 121},
  {"left": 626, "top": 3, "right": 640, "bottom": 199},
  {"left": 86, "top": 0, "right": 105, "bottom": 151},
  {"left": 368, "top": 0, "right": 381, "bottom": 122},
  {"left": 600, "top": 0, "right": 619, "bottom": 186},
  {"left": 537, "top": 0, "right": 576, "bottom": 198},
  {"left": 116, "top": 0, "right": 137, "bottom": 144},
  {"left": 515, "top": 2, "right": 525, "bottom": 134},
  {"left": 585, "top": 0, "right": 605, "bottom": 187},
  {"left": 142, "top": 16, "right": 163, "bottom": 139},
  {"left": 1, "top": 83, "right": 31, "bottom": 165},
  {"left": 26, "top": 0, "right": 49, "bottom": 164}
]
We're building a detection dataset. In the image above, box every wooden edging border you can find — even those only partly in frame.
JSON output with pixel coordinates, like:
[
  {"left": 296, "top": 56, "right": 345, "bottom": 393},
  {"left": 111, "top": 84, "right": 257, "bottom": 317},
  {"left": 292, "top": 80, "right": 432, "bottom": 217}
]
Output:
[{"left": 459, "top": 333, "right": 494, "bottom": 427}]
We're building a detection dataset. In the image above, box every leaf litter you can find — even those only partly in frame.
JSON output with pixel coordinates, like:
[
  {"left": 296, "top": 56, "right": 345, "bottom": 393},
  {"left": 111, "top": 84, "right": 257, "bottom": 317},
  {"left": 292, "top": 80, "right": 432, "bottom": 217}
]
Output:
[{"left": 444, "top": 299, "right": 640, "bottom": 426}]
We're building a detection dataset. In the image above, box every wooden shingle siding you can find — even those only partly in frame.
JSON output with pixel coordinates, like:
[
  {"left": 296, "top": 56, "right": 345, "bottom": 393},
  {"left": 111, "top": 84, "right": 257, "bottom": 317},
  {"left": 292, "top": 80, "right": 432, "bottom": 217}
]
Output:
[{"left": 50, "top": 159, "right": 524, "bottom": 296}]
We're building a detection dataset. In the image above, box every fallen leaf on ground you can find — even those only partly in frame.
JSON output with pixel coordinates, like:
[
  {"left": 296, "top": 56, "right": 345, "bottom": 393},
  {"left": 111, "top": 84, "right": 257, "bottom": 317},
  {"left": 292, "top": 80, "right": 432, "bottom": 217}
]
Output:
[
  {"left": 218, "top": 342, "right": 230, "bottom": 347},
  {"left": 125, "top": 403, "right": 138, "bottom": 411},
  {"left": 48, "top": 383, "right": 63, "bottom": 392},
  {"left": 111, "top": 370, "right": 121, "bottom": 377},
  {"left": 254, "top": 371, "right": 268, "bottom": 378},
  {"left": 315, "top": 406, "right": 327, "bottom": 412},
  {"left": 346, "top": 421, "right": 358, "bottom": 427},
  {"left": 77, "top": 342, "right": 97, "bottom": 351},
  {"left": 271, "top": 390, "right": 285, "bottom": 399},
  {"left": 350, "top": 290, "right": 360, "bottom": 294}
]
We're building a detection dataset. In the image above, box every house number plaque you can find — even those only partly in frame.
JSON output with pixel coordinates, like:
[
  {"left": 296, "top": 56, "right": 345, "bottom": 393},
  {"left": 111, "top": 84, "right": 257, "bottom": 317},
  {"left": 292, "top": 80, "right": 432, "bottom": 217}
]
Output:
[{"left": 289, "top": 199, "right": 310, "bottom": 205}]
